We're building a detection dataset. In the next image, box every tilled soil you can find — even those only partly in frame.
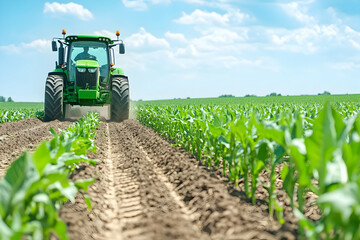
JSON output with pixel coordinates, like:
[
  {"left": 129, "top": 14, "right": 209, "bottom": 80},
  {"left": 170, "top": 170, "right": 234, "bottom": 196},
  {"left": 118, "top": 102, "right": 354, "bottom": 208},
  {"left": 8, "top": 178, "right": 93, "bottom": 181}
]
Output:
[
  {"left": 59, "top": 120, "right": 300, "bottom": 240},
  {"left": 0, "top": 118, "right": 71, "bottom": 178},
  {"left": 0, "top": 118, "right": 310, "bottom": 239}
]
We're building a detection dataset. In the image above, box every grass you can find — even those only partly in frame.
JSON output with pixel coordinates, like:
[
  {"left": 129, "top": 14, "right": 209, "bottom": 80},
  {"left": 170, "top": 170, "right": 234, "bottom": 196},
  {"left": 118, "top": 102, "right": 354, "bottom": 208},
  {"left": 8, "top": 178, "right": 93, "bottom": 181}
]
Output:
[{"left": 0, "top": 102, "right": 43, "bottom": 110}]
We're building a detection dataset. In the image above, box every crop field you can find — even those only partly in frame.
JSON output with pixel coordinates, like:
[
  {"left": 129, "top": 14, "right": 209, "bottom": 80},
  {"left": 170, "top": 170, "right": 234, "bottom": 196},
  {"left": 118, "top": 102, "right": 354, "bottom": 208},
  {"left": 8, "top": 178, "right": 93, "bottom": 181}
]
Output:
[
  {"left": 1, "top": 94, "right": 360, "bottom": 240},
  {"left": 0, "top": 102, "right": 44, "bottom": 123}
]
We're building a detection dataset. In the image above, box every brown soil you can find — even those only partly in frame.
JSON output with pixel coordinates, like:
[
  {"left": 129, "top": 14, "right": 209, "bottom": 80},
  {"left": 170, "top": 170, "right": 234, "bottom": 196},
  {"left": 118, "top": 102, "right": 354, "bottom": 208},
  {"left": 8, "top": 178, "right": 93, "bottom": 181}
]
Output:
[
  {"left": 1, "top": 118, "right": 317, "bottom": 239},
  {"left": 0, "top": 118, "right": 71, "bottom": 178},
  {"left": 59, "top": 120, "right": 302, "bottom": 240}
]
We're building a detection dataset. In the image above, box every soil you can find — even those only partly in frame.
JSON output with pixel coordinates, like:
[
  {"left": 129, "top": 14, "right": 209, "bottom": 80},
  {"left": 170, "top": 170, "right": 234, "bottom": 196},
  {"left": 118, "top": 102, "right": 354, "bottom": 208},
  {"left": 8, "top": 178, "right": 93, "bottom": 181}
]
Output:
[
  {"left": 0, "top": 118, "right": 71, "bottom": 178},
  {"left": 0, "top": 118, "right": 319, "bottom": 240}
]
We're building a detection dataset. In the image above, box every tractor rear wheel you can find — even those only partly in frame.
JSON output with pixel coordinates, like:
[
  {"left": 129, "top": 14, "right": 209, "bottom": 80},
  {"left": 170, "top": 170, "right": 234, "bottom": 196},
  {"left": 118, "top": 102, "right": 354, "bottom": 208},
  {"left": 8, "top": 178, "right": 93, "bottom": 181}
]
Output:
[
  {"left": 44, "top": 75, "right": 63, "bottom": 121},
  {"left": 111, "top": 76, "right": 129, "bottom": 121}
]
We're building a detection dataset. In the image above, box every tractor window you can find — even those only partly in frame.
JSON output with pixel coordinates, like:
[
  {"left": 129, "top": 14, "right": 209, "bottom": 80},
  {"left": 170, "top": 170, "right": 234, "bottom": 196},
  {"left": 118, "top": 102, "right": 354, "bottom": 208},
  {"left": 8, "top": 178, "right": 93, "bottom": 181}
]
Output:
[{"left": 68, "top": 41, "right": 109, "bottom": 82}]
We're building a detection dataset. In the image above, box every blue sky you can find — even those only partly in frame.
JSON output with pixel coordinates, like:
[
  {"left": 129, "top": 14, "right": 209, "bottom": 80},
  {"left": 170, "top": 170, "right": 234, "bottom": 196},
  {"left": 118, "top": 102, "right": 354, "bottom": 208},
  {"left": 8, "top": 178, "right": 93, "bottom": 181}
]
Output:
[{"left": 0, "top": 0, "right": 359, "bottom": 101}]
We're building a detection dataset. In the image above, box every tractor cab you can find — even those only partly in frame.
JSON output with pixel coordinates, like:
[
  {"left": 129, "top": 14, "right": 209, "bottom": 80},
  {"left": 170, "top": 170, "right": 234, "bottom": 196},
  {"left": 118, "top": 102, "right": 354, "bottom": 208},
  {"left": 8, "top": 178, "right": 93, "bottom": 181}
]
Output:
[{"left": 45, "top": 30, "right": 129, "bottom": 121}]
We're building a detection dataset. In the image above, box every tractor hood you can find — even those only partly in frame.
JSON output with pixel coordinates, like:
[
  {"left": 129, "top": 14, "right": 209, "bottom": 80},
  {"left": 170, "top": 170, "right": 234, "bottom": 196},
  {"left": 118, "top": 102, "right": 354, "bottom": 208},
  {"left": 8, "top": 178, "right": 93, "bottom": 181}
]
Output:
[{"left": 76, "top": 60, "right": 99, "bottom": 68}]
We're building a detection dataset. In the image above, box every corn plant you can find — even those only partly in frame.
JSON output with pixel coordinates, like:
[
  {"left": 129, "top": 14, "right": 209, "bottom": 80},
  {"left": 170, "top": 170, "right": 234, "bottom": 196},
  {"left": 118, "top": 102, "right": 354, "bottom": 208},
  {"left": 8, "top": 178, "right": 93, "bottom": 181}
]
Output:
[
  {"left": 0, "top": 112, "right": 100, "bottom": 240},
  {"left": 137, "top": 101, "right": 360, "bottom": 239}
]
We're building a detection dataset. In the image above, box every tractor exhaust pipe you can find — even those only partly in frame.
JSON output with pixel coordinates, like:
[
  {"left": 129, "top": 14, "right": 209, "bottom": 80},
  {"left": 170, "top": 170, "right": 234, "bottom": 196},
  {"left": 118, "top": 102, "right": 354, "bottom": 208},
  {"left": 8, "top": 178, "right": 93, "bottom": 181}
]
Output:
[{"left": 58, "top": 41, "right": 64, "bottom": 66}]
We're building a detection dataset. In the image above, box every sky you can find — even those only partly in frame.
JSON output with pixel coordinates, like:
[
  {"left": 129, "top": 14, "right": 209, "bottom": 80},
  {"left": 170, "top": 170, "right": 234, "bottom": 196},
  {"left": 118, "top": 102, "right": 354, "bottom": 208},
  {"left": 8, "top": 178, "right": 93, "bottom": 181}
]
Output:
[{"left": 0, "top": 0, "right": 359, "bottom": 102}]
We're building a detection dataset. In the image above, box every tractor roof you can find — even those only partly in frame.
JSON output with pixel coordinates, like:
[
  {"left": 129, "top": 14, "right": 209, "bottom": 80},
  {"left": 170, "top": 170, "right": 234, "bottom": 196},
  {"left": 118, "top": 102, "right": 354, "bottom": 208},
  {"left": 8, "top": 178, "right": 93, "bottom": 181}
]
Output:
[{"left": 65, "top": 35, "right": 114, "bottom": 44}]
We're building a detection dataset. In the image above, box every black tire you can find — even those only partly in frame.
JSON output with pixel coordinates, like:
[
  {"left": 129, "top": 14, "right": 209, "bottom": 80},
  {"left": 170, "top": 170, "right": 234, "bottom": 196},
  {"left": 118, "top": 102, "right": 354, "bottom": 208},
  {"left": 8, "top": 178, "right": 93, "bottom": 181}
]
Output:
[
  {"left": 111, "top": 76, "right": 129, "bottom": 121},
  {"left": 44, "top": 75, "right": 63, "bottom": 121}
]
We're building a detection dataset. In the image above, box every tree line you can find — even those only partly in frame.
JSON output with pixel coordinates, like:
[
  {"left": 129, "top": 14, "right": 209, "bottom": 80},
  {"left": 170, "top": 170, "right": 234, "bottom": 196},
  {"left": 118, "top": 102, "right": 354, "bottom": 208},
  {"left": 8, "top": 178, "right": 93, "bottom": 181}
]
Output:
[{"left": 0, "top": 96, "right": 14, "bottom": 102}]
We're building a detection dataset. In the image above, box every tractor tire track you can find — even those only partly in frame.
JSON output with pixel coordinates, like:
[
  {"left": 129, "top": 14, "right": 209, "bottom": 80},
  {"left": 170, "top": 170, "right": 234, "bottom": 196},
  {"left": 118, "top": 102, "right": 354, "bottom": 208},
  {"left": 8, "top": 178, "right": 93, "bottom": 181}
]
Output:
[
  {"left": 54, "top": 119, "right": 298, "bottom": 239},
  {"left": 0, "top": 119, "right": 71, "bottom": 178},
  {"left": 60, "top": 121, "right": 205, "bottom": 240},
  {"left": 109, "top": 122, "right": 206, "bottom": 240},
  {"left": 125, "top": 119, "right": 297, "bottom": 240}
]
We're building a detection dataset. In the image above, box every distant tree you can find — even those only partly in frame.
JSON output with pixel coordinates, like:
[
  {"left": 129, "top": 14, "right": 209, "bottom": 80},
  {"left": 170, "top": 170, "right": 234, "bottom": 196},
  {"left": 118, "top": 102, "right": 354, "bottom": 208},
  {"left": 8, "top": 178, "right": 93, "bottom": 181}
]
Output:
[
  {"left": 268, "top": 92, "right": 281, "bottom": 97},
  {"left": 0, "top": 96, "right": 5, "bottom": 102},
  {"left": 7, "top": 97, "right": 14, "bottom": 102},
  {"left": 219, "top": 94, "right": 235, "bottom": 98},
  {"left": 187, "top": 97, "right": 191, "bottom": 99},
  {"left": 245, "top": 94, "right": 257, "bottom": 97},
  {"left": 318, "top": 91, "right": 331, "bottom": 95}
]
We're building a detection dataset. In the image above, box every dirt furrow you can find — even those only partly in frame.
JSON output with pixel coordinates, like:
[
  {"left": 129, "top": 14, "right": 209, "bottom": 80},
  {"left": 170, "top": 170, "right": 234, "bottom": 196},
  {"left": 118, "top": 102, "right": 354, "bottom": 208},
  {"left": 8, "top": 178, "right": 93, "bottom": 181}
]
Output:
[
  {"left": 53, "top": 119, "right": 300, "bottom": 239},
  {"left": 0, "top": 119, "right": 71, "bottom": 178},
  {"left": 59, "top": 122, "right": 115, "bottom": 240},
  {"left": 0, "top": 118, "right": 45, "bottom": 137},
  {"left": 125, "top": 119, "right": 297, "bottom": 240},
  {"left": 59, "top": 121, "right": 208, "bottom": 239},
  {"left": 109, "top": 122, "right": 206, "bottom": 240}
]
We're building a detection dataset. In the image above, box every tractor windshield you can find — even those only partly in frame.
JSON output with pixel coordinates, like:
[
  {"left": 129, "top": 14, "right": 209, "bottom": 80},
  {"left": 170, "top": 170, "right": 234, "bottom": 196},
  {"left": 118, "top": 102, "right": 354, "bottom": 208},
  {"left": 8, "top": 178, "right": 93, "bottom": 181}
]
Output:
[{"left": 68, "top": 41, "right": 109, "bottom": 83}]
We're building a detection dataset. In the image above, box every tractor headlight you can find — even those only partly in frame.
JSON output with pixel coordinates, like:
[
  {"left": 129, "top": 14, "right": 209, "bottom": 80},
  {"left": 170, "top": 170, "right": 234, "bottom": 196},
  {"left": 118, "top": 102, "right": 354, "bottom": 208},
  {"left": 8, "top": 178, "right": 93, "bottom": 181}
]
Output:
[
  {"left": 88, "top": 68, "right": 97, "bottom": 73},
  {"left": 77, "top": 67, "right": 86, "bottom": 73}
]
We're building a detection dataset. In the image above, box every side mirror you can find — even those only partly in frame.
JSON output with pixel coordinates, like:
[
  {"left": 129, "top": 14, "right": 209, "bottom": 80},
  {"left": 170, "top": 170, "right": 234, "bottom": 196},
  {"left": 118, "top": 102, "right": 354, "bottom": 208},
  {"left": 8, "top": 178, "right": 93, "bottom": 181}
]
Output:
[
  {"left": 119, "top": 43, "right": 125, "bottom": 54},
  {"left": 52, "top": 40, "right": 57, "bottom": 51}
]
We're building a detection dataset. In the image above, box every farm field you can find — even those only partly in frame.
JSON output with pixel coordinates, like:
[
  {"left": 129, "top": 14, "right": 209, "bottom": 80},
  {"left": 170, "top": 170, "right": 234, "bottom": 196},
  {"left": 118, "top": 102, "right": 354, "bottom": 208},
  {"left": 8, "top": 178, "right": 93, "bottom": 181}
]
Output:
[
  {"left": 0, "top": 102, "right": 43, "bottom": 123},
  {"left": 0, "top": 94, "right": 360, "bottom": 239},
  {"left": 0, "top": 117, "right": 298, "bottom": 240}
]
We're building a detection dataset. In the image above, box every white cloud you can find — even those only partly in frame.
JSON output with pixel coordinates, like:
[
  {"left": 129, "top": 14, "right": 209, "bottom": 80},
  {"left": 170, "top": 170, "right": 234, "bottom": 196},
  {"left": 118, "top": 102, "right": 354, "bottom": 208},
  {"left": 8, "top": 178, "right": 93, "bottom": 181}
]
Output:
[
  {"left": 94, "top": 30, "right": 117, "bottom": 39},
  {"left": 349, "top": 40, "right": 360, "bottom": 50},
  {"left": 174, "top": 9, "right": 249, "bottom": 26},
  {"left": 192, "top": 28, "right": 246, "bottom": 51},
  {"left": 22, "top": 39, "right": 51, "bottom": 49},
  {"left": 122, "top": 0, "right": 170, "bottom": 11},
  {"left": 0, "top": 39, "right": 51, "bottom": 54},
  {"left": 165, "top": 32, "right": 188, "bottom": 43},
  {"left": 122, "top": 0, "right": 148, "bottom": 11},
  {"left": 125, "top": 27, "right": 170, "bottom": 50},
  {"left": 344, "top": 26, "right": 360, "bottom": 50},
  {"left": 267, "top": 24, "right": 340, "bottom": 53},
  {"left": 280, "top": 1, "right": 315, "bottom": 24},
  {"left": 331, "top": 61, "right": 360, "bottom": 70},
  {"left": 0, "top": 44, "right": 21, "bottom": 54},
  {"left": 175, "top": 9, "right": 229, "bottom": 25},
  {"left": 44, "top": 2, "right": 93, "bottom": 21}
]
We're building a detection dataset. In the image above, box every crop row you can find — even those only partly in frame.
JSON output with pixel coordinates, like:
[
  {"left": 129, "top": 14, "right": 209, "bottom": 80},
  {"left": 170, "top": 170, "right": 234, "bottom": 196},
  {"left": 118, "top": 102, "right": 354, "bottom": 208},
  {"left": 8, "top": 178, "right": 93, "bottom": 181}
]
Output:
[
  {"left": 0, "top": 109, "right": 44, "bottom": 123},
  {"left": 137, "top": 102, "right": 360, "bottom": 240},
  {"left": 0, "top": 112, "right": 100, "bottom": 240}
]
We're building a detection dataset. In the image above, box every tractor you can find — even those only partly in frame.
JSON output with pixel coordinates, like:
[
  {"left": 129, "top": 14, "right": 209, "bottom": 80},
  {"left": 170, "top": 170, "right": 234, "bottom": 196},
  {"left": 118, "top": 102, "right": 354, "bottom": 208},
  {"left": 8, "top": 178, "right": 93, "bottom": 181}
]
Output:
[{"left": 44, "top": 29, "right": 129, "bottom": 121}]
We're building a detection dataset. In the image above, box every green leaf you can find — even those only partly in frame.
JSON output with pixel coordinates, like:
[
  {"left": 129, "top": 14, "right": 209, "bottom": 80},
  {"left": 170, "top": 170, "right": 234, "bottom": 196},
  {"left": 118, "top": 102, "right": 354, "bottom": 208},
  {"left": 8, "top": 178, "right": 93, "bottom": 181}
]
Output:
[
  {"left": 82, "top": 194, "right": 92, "bottom": 211},
  {"left": 317, "top": 182, "right": 359, "bottom": 224},
  {"left": 324, "top": 149, "right": 348, "bottom": 186},
  {"left": 75, "top": 178, "right": 96, "bottom": 192},
  {"left": 305, "top": 103, "right": 337, "bottom": 192},
  {"left": 32, "top": 141, "right": 51, "bottom": 175},
  {"left": 4, "top": 152, "right": 40, "bottom": 210},
  {"left": 53, "top": 220, "right": 69, "bottom": 240},
  {"left": 32, "top": 193, "right": 50, "bottom": 203},
  {"left": 0, "top": 218, "right": 12, "bottom": 239},
  {"left": 288, "top": 139, "right": 310, "bottom": 186},
  {"left": 0, "top": 180, "right": 12, "bottom": 218},
  {"left": 49, "top": 127, "right": 57, "bottom": 136},
  {"left": 50, "top": 182, "right": 77, "bottom": 203},
  {"left": 280, "top": 164, "right": 289, "bottom": 181}
]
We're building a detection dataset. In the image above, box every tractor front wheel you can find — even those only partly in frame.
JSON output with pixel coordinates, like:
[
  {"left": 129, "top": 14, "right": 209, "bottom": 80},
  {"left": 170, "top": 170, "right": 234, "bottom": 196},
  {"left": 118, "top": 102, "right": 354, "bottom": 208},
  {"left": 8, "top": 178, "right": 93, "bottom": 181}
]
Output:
[
  {"left": 44, "top": 75, "right": 63, "bottom": 121},
  {"left": 111, "top": 76, "right": 129, "bottom": 121}
]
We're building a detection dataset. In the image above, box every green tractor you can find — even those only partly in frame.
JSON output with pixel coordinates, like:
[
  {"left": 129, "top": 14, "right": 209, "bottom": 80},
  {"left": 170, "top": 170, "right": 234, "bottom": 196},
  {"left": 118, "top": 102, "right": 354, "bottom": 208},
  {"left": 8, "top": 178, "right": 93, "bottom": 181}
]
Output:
[{"left": 44, "top": 29, "right": 129, "bottom": 121}]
